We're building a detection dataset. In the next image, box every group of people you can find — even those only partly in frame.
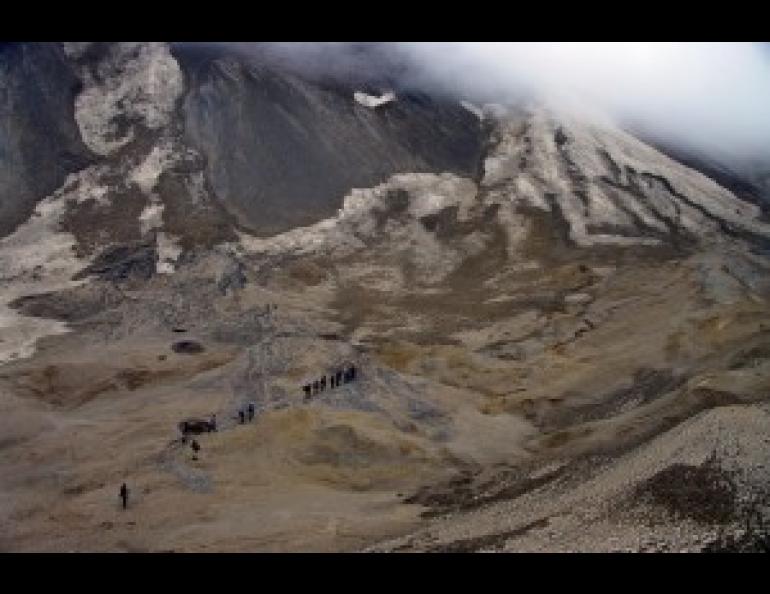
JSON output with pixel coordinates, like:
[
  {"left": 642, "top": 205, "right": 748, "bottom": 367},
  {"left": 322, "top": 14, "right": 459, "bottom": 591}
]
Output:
[
  {"left": 173, "top": 411, "right": 223, "bottom": 471},
  {"left": 237, "top": 402, "right": 256, "bottom": 424},
  {"left": 121, "top": 364, "right": 339, "bottom": 508},
  {"left": 302, "top": 364, "right": 357, "bottom": 401}
]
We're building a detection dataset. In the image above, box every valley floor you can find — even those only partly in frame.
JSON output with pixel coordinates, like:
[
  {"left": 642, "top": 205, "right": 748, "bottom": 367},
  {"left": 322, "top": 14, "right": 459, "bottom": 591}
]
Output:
[{"left": 1, "top": 242, "right": 769, "bottom": 552}]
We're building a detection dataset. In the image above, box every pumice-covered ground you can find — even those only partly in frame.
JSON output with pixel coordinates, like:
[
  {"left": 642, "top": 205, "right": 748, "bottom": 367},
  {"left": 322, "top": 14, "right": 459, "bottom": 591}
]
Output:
[{"left": 1, "top": 43, "right": 769, "bottom": 552}]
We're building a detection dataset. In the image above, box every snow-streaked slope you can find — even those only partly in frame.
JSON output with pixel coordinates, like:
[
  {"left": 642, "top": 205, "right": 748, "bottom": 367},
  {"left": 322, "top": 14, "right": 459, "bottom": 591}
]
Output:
[
  {"left": 481, "top": 105, "right": 770, "bottom": 248},
  {"left": 236, "top": 104, "right": 770, "bottom": 268}
]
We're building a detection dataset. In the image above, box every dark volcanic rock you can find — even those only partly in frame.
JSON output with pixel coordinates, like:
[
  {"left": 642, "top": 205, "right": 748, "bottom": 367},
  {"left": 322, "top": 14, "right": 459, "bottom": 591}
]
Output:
[
  {"left": 172, "top": 340, "right": 204, "bottom": 354},
  {"left": 9, "top": 284, "right": 124, "bottom": 323},
  {"left": 73, "top": 241, "right": 157, "bottom": 282},
  {"left": 217, "top": 260, "right": 247, "bottom": 295},
  {"left": 174, "top": 46, "right": 485, "bottom": 236},
  {"left": 178, "top": 418, "right": 214, "bottom": 434},
  {"left": 0, "top": 42, "right": 93, "bottom": 237}
]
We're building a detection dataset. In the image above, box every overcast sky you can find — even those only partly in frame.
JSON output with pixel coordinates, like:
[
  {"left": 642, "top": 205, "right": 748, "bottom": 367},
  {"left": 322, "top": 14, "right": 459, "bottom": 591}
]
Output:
[{"left": 396, "top": 42, "right": 770, "bottom": 160}]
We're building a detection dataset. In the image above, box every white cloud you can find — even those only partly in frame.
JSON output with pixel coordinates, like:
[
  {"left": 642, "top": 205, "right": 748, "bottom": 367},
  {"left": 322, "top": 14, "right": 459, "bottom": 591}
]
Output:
[{"left": 398, "top": 42, "right": 770, "bottom": 160}]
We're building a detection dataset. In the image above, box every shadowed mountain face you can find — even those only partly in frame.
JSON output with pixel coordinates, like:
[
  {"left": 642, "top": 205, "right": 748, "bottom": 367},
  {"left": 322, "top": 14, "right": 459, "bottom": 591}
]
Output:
[
  {"left": 0, "top": 42, "right": 485, "bottom": 241},
  {"left": 175, "top": 45, "right": 485, "bottom": 235},
  {"left": 0, "top": 43, "right": 93, "bottom": 236}
]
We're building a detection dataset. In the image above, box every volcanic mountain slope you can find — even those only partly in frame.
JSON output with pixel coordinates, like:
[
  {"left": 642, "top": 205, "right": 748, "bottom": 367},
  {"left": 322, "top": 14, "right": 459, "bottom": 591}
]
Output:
[
  {"left": 175, "top": 42, "right": 484, "bottom": 235},
  {"left": 0, "top": 43, "right": 93, "bottom": 237},
  {"left": 1, "top": 42, "right": 769, "bottom": 552}
]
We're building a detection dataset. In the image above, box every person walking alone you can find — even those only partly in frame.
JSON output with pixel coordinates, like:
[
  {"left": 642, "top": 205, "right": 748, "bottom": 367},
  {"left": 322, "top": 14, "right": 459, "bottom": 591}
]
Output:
[{"left": 119, "top": 483, "right": 129, "bottom": 510}]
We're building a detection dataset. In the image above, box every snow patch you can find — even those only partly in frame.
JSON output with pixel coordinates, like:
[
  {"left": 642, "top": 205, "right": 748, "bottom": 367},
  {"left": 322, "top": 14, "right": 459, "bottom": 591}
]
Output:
[
  {"left": 138, "top": 195, "right": 182, "bottom": 274},
  {"left": 354, "top": 91, "right": 396, "bottom": 109},
  {"left": 129, "top": 143, "right": 178, "bottom": 194},
  {"left": 76, "top": 183, "right": 109, "bottom": 205},
  {"left": 155, "top": 232, "right": 182, "bottom": 275},
  {"left": 460, "top": 100, "right": 483, "bottom": 119},
  {"left": 139, "top": 202, "right": 165, "bottom": 235},
  {"left": 55, "top": 165, "right": 112, "bottom": 206}
]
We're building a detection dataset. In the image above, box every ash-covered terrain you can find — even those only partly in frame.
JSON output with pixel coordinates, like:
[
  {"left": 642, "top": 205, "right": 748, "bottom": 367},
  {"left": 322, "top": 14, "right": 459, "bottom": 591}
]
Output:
[{"left": 0, "top": 42, "right": 769, "bottom": 553}]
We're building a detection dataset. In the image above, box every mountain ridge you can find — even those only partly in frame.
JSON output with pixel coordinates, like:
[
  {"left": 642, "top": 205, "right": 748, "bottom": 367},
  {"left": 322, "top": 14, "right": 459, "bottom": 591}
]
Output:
[{"left": 0, "top": 41, "right": 769, "bottom": 553}]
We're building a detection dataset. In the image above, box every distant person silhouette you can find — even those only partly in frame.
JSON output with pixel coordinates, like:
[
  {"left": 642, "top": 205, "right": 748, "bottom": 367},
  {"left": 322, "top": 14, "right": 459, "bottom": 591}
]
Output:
[
  {"left": 247, "top": 403, "right": 255, "bottom": 421},
  {"left": 210, "top": 414, "right": 217, "bottom": 432},
  {"left": 238, "top": 409, "right": 245, "bottom": 424},
  {"left": 191, "top": 440, "right": 200, "bottom": 461},
  {"left": 119, "top": 483, "right": 129, "bottom": 509}
]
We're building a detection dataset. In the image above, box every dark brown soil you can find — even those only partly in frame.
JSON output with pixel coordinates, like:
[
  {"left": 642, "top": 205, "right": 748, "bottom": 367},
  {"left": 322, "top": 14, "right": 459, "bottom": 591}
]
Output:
[
  {"left": 172, "top": 340, "right": 204, "bottom": 354},
  {"left": 728, "top": 343, "right": 770, "bottom": 370},
  {"left": 423, "top": 517, "right": 550, "bottom": 553},
  {"left": 703, "top": 526, "right": 770, "bottom": 552},
  {"left": 72, "top": 241, "right": 157, "bottom": 282},
  {"left": 60, "top": 187, "right": 148, "bottom": 258},
  {"left": 404, "top": 461, "right": 566, "bottom": 518},
  {"left": 9, "top": 284, "right": 125, "bottom": 322},
  {"left": 633, "top": 462, "right": 738, "bottom": 525},
  {"left": 540, "top": 368, "right": 687, "bottom": 431}
]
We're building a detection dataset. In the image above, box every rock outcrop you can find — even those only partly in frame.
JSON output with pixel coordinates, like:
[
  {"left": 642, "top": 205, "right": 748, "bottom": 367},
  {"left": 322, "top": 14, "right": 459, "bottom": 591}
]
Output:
[{"left": 0, "top": 43, "right": 93, "bottom": 237}]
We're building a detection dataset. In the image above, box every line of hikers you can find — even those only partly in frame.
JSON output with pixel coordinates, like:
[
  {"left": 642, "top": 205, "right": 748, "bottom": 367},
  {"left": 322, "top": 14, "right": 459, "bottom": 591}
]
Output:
[
  {"left": 123, "top": 363, "right": 354, "bottom": 509},
  {"left": 302, "top": 364, "right": 357, "bottom": 401}
]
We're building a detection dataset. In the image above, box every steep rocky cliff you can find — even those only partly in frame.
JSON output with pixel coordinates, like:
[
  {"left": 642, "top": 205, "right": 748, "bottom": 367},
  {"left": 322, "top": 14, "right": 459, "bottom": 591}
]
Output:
[{"left": 0, "top": 43, "right": 93, "bottom": 236}]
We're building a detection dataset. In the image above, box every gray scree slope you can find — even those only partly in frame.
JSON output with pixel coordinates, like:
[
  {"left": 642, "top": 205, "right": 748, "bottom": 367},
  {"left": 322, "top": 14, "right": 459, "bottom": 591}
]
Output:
[{"left": 175, "top": 46, "right": 486, "bottom": 236}]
